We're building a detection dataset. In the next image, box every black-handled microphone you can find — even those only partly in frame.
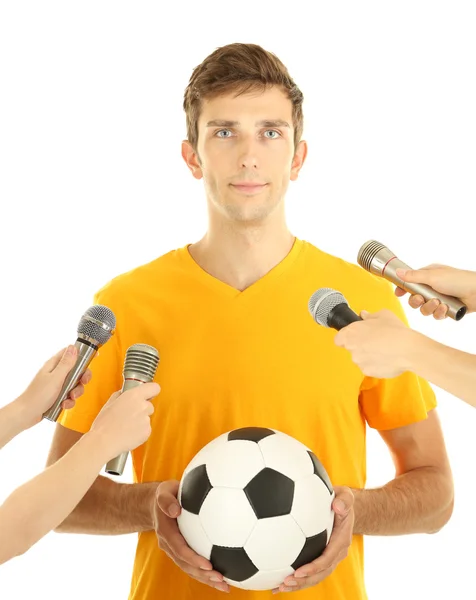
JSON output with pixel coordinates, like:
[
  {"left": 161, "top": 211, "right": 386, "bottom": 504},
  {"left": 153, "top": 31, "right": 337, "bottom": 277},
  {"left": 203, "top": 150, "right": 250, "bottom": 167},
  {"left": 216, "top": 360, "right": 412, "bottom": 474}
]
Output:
[
  {"left": 105, "top": 343, "right": 160, "bottom": 476},
  {"left": 43, "top": 305, "right": 116, "bottom": 421},
  {"left": 308, "top": 288, "right": 362, "bottom": 330}
]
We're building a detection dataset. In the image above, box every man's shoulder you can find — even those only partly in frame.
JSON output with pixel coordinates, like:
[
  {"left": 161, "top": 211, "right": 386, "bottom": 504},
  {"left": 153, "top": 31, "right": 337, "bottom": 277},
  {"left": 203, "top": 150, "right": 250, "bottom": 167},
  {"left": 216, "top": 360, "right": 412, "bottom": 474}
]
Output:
[
  {"left": 301, "top": 240, "right": 395, "bottom": 302},
  {"left": 94, "top": 247, "right": 184, "bottom": 303}
]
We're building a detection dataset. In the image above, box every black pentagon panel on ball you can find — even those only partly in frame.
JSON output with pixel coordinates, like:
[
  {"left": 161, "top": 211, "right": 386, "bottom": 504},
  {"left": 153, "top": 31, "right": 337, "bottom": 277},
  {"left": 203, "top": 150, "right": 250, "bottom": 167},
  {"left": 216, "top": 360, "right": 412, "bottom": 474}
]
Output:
[
  {"left": 291, "top": 530, "right": 328, "bottom": 570},
  {"left": 180, "top": 465, "right": 212, "bottom": 515},
  {"left": 308, "top": 451, "right": 333, "bottom": 494},
  {"left": 228, "top": 427, "right": 276, "bottom": 443},
  {"left": 210, "top": 546, "right": 258, "bottom": 582},
  {"left": 244, "top": 467, "right": 294, "bottom": 518}
]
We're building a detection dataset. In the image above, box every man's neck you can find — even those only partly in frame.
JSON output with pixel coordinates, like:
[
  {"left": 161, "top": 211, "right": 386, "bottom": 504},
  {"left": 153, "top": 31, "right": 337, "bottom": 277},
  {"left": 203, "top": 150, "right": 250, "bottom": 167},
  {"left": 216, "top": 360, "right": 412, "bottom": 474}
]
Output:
[{"left": 188, "top": 221, "right": 295, "bottom": 292}]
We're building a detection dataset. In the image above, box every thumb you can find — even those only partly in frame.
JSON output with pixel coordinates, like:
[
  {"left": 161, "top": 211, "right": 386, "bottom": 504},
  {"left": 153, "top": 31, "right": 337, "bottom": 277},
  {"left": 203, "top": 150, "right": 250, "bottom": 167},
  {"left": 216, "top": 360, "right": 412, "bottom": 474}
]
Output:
[
  {"left": 157, "top": 480, "right": 181, "bottom": 518},
  {"left": 396, "top": 268, "right": 431, "bottom": 285},
  {"left": 54, "top": 345, "right": 78, "bottom": 376},
  {"left": 332, "top": 487, "right": 354, "bottom": 515}
]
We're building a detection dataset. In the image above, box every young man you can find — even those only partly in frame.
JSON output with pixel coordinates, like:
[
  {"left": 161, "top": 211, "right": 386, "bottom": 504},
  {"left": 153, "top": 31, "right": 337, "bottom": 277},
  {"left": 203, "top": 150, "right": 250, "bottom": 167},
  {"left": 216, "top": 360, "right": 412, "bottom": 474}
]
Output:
[
  {"left": 335, "top": 265, "right": 476, "bottom": 407},
  {"left": 46, "top": 44, "right": 454, "bottom": 599},
  {"left": 0, "top": 345, "right": 160, "bottom": 565}
]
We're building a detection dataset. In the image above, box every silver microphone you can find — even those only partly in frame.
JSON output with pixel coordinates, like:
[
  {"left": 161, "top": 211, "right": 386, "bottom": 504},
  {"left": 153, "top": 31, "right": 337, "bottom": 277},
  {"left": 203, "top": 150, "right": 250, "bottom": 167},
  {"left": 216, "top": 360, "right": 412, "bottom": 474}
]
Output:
[
  {"left": 357, "top": 240, "right": 467, "bottom": 321},
  {"left": 105, "top": 343, "right": 160, "bottom": 476},
  {"left": 43, "top": 305, "right": 116, "bottom": 421}
]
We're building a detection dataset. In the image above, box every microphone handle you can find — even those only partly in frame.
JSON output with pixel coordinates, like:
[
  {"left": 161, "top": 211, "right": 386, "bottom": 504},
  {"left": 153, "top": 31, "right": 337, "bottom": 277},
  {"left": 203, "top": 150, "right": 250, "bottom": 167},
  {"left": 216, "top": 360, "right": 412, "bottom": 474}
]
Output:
[
  {"left": 328, "top": 304, "right": 362, "bottom": 331},
  {"left": 383, "top": 257, "right": 467, "bottom": 321},
  {"left": 43, "top": 339, "right": 98, "bottom": 422},
  {"left": 104, "top": 378, "right": 144, "bottom": 476}
]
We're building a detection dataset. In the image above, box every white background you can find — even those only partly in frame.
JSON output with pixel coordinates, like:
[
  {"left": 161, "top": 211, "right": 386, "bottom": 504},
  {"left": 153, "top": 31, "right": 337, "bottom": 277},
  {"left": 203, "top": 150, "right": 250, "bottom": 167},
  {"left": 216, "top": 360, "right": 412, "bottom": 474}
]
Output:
[{"left": 0, "top": 1, "right": 475, "bottom": 598}]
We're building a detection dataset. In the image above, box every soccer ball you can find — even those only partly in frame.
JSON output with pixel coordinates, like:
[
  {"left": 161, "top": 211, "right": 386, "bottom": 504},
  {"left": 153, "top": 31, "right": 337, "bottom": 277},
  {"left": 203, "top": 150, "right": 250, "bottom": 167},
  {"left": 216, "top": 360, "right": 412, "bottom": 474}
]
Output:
[{"left": 177, "top": 427, "right": 335, "bottom": 591}]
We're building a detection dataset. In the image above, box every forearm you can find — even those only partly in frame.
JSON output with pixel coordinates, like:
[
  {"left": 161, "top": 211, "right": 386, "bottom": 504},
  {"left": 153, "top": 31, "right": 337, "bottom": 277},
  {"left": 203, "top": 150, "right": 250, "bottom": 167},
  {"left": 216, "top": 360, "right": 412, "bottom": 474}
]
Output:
[
  {"left": 407, "top": 331, "right": 476, "bottom": 408},
  {"left": 0, "top": 399, "right": 34, "bottom": 450},
  {"left": 0, "top": 431, "right": 107, "bottom": 563},
  {"left": 352, "top": 466, "right": 453, "bottom": 536},
  {"left": 54, "top": 464, "right": 159, "bottom": 536}
]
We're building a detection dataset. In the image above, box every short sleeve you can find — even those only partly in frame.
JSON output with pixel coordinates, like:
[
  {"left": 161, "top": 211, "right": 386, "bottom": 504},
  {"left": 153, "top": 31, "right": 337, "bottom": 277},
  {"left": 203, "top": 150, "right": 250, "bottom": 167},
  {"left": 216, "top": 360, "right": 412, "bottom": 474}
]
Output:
[
  {"left": 58, "top": 288, "right": 123, "bottom": 434},
  {"left": 358, "top": 283, "right": 438, "bottom": 430}
]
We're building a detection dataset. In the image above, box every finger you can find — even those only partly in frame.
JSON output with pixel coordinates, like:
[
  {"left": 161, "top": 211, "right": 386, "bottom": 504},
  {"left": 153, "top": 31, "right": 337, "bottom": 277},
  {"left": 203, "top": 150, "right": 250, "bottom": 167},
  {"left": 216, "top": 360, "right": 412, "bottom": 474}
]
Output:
[
  {"left": 332, "top": 488, "right": 354, "bottom": 515},
  {"left": 142, "top": 382, "right": 161, "bottom": 400},
  {"left": 61, "top": 399, "right": 76, "bottom": 410},
  {"left": 420, "top": 298, "right": 440, "bottom": 317},
  {"left": 157, "top": 507, "right": 212, "bottom": 571},
  {"left": 146, "top": 402, "right": 155, "bottom": 416},
  {"left": 53, "top": 346, "right": 78, "bottom": 377},
  {"left": 42, "top": 347, "right": 68, "bottom": 372},
  {"left": 159, "top": 537, "right": 226, "bottom": 589},
  {"left": 156, "top": 481, "right": 181, "bottom": 517},
  {"left": 408, "top": 294, "right": 425, "bottom": 309},
  {"left": 279, "top": 566, "right": 335, "bottom": 592},
  {"left": 396, "top": 268, "right": 433, "bottom": 285},
  {"left": 79, "top": 369, "right": 92, "bottom": 385},
  {"left": 69, "top": 384, "right": 85, "bottom": 400},
  {"left": 394, "top": 286, "right": 407, "bottom": 297},
  {"left": 433, "top": 303, "right": 448, "bottom": 320}
]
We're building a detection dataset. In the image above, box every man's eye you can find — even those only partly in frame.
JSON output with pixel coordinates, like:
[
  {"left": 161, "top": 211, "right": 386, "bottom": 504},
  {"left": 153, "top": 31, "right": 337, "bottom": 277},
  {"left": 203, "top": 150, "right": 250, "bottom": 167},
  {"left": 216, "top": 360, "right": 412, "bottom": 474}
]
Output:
[
  {"left": 216, "top": 129, "right": 233, "bottom": 138},
  {"left": 263, "top": 130, "right": 280, "bottom": 139}
]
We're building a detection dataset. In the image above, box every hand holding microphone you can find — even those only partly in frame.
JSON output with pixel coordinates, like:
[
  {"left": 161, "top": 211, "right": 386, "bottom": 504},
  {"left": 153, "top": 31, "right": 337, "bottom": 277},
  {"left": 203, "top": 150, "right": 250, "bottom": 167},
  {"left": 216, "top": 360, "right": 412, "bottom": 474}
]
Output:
[
  {"left": 43, "top": 305, "right": 116, "bottom": 422},
  {"left": 308, "top": 287, "right": 414, "bottom": 378},
  {"left": 394, "top": 265, "right": 476, "bottom": 319},
  {"left": 105, "top": 343, "right": 160, "bottom": 476},
  {"left": 357, "top": 241, "right": 468, "bottom": 321},
  {"left": 89, "top": 382, "right": 160, "bottom": 461},
  {"left": 11, "top": 346, "right": 92, "bottom": 432}
]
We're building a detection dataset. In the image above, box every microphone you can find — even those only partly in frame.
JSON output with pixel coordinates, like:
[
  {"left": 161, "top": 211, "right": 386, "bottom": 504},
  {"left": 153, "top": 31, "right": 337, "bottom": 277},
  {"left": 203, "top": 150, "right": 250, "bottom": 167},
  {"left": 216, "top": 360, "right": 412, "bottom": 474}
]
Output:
[
  {"left": 105, "top": 343, "right": 160, "bottom": 476},
  {"left": 308, "top": 288, "right": 362, "bottom": 330},
  {"left": 43, "top": 305, "right": 116, "bottom": 422},
  {"left": 357, "top": 240, "right": 467, "bottom": 321}
]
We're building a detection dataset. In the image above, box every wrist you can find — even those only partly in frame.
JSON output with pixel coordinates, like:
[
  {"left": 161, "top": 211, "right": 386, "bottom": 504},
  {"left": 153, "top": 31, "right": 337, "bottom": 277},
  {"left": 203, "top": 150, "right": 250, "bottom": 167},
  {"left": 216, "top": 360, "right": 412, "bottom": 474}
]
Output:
[
  {"left": 82, "top": 429, "right": 117, "bottom": 466},
  {"left": 13, "top": 394, "right": 41, "bottom": 430},
  {"left": 399, "top": 328, "right": 429, "bottom": 372}
]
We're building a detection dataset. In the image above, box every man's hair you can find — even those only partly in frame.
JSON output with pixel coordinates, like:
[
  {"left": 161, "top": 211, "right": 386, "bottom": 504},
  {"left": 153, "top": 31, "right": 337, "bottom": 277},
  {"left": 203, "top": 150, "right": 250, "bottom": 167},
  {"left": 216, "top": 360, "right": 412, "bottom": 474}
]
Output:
[{"left": 183, "top": 43, "right": 304, "bottom": 151}]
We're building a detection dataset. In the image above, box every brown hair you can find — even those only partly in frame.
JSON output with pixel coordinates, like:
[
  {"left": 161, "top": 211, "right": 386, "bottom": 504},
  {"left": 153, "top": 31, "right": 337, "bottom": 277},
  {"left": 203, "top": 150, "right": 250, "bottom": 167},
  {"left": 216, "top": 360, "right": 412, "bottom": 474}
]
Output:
[{"left": 183, "top": 43, "right": 304, "bottom": 151}]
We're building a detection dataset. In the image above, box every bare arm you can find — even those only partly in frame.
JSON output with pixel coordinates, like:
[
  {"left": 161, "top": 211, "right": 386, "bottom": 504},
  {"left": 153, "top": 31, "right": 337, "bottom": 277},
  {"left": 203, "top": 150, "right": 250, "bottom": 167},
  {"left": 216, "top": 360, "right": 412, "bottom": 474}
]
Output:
[
  {"left": 0, "top": 400, "right": 34, "bottom": 450},
  {"left": 335, "top": 312, "right": 476, "bottom": 409},
  {"left": 406, "top": 331, "right": 476, "bottom": 408},
  {"left": 0, "top": 384, "right": 159, "bottom": 564},
  {"left": 0, "top": 431, "right": 110, "bottom": 564},
  {"left": 47, "top": 424, "right": 159, "bottom": 535},
  {"left": 352, "top": 409, "right": 454, "bottom": 535}
]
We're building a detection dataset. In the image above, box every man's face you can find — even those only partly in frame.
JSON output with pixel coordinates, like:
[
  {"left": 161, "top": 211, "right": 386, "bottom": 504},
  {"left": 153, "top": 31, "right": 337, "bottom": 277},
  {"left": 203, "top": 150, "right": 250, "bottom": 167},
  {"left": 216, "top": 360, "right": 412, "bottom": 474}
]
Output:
[{"left": 182, "top": 85, "right": 307, "bottom": 224}]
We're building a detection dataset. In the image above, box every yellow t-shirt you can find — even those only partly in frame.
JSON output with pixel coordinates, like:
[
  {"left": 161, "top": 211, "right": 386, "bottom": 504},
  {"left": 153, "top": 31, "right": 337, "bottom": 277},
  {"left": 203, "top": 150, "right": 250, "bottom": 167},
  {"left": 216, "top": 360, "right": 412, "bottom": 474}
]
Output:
[{"left": 59, "top": 238, "right": 436, "bottom": 600}]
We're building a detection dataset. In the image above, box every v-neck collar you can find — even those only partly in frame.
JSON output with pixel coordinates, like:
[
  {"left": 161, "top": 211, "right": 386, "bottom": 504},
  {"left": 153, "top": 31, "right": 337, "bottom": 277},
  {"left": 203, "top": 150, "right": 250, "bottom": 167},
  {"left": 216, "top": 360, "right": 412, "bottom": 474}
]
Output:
[{"left": 177, "top": 238, "right": 304, "bottom": 301}]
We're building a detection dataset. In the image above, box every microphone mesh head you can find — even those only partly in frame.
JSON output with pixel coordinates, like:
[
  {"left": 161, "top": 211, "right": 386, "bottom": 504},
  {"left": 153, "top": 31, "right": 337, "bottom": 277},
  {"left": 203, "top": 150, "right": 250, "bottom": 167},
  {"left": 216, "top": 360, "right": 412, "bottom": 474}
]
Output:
[
  {"left": 77, "top": 305, "right": 116, "bottom": 346},
  {"left": 357, "top": 240, "right": 387, "bottom": 272},
  {"left": 308, "top": 288, "right": 348, "bottom": 327},
  {"left": 124, "top": 344, "right": 160, "bottom": 382}
]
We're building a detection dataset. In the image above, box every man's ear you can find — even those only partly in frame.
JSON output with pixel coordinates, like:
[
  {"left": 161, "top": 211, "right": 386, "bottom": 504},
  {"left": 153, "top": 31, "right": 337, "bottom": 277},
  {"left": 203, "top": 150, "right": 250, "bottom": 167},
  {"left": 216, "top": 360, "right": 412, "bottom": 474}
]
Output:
[{"left": 182, "top": 140, "right": 203, "bottom": 180}]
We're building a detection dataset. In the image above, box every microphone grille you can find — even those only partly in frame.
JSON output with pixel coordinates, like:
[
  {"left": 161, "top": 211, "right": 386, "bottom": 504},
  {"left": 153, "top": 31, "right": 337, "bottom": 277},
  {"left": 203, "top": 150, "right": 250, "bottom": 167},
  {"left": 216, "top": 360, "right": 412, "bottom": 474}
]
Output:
[
  {"left": 124, "top": 344, "right": 160, "bottom": 382},
  {"left": 357, "top": 240, "right": 387, "bottom": 271},
  {"left": 308, "top": 288, "right": 347, "bottom": 327},
  {"left": 77, "top": 305, "right": 116, "bottom": 346}
]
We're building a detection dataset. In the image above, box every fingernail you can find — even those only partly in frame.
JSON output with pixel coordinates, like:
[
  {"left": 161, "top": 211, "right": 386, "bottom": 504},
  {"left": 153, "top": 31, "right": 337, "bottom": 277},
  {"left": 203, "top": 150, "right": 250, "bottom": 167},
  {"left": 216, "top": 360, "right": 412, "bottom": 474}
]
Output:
[
  {"left": 360, "top": 310, "right": 369, "bottom": 317},
  {"left": 210, "top": 576, "right": 222, "bottom": 582},
  {"left": 334, "top": 498, "right": 346, "bottom": 512},
  {"left": 168, "top": 504, "right": 179, "bottom": 517},
  {"left": 396, "top": 268, "right": 407, "bottom": 277},
  {"left": 66, "top": 345, "right": 75, "bottom": 356},
  {"left": 285, "top": 580, "right": 297, "bottom": 586}
]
